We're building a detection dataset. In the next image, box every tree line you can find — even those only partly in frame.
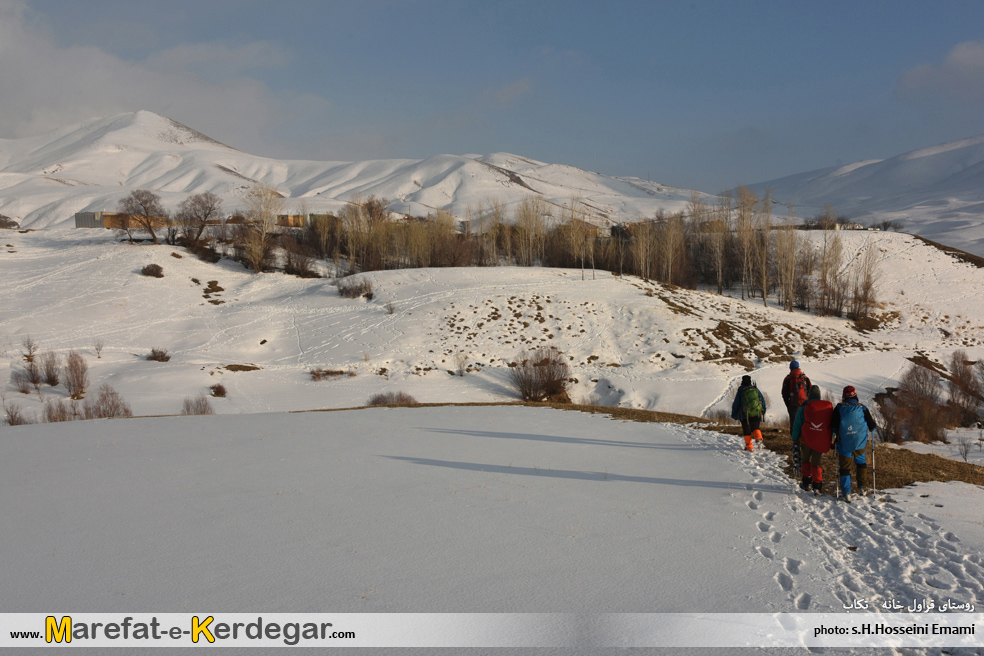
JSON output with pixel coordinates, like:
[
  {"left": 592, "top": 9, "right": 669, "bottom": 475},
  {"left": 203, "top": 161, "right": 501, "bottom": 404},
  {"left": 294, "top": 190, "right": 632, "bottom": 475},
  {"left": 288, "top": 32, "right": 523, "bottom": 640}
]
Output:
[{"left": 117, "top": 184, "right": 881, "bottom": 322}]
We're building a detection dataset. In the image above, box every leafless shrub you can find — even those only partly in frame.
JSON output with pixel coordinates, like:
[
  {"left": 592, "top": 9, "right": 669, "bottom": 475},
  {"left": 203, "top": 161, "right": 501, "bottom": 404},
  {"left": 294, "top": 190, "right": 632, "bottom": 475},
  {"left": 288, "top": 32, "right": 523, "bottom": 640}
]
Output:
[
  {"left": 21, "top": 335, "right": 38, "bottom": 362},
  {"left": 337, "top": 276, "right": 374, "bottom": 300},
  {"left": 93, "top": 339, "right": 104, "bottom": 359},
  {"left": 64, "top": 350, "right": 90, "bottom": 400},
  {"left": 367, "top": 391, "right": 417, "bottom": 406},
  {"left": 508, "top": 346, "right": 570, "bottom": 402},
  {"left": 878, "top": 363, "right": 948, "bottom": 443},
  {"left": 385, "top": 301, "right": 396, "bottom": 314},
  {"left": 43, "top": 398, "right": 74, "bottom": 423},
  {"left": 209, "top": 383, "right": 227, "bottom": 398},
  {"left": 3, "top": 398, "right": 31, "bottom": 425},
  {"left": 311, "top": 368, "right": 355, "bottom": 381},
  {"left": 24, "top": 358, "right": 42, "bottom": 390},
  {"left": 147, "top": 348, "right": 171, "bottom": 362},
  {"left": 83, "top": 384, "right": 133, "bottom": 419},
  {"left": 282, "top": 234, "right": 321, "bottom": 278},
  {"left": 707, "top": 409, "right": 735, "bottom": 425},
  {"left": 182, "top": 393, "right": 215, "bottom": 415},
  {"left": 12, "top": 369, "right": 31, "bottom": 394},
  {"left": 40, "top": 351, "right": 60, "bottom": 386},
  {"left": 949, "top": 350, "right": 981, "bottom": 414},
  {"left": 956, "top": 436, "right": 973, "bottom": 463},
  {"left": 141, "top": 263, "right": 164, "bottom": 278}
]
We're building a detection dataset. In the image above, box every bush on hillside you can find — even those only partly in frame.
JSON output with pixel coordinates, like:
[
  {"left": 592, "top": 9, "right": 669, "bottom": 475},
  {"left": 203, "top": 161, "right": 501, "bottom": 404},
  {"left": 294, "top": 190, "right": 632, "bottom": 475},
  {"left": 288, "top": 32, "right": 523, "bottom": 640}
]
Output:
[
  {"left": 147, "top": 348, "right": 171, "bottom": 362},
  {"left": 337, "top": 276, "right": 374, "bottom": 300},
  {"left": 182, "top": 393, "right": 215, "bottom": 416},
  {"left": 367, "top": 391, "right": 417, "bottom": 406},
  {"left": 83, "top": 384, "right": 133, "bottom": 419},
  {"left": 141, "top": 263, "right": 164, "bottom": 278},
  {"left": 508, "top": 346, "right": 570, "bottom": 402}
]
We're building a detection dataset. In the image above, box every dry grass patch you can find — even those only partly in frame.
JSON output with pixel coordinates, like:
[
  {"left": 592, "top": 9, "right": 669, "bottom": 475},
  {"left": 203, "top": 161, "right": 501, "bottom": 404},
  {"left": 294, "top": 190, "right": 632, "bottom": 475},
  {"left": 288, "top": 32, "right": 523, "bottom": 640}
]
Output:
[
  {"left": 224, "top": 364, "right": 260, "bottom": 372},
  {"left": 311, "top": 368, "right": 355, "bottom": 381}
]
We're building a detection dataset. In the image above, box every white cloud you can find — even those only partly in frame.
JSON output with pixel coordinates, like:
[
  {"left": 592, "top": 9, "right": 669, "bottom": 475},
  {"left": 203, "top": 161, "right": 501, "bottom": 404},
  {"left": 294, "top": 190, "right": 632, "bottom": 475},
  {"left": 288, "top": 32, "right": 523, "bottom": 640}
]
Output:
[
  {"left": 488, "top": 77, "right": 535, "bottom": 105},
  {"left": 897, "top": 40, "right": 984, "bottom": 106},
  {"left": 0, "top": 0, "right": 325, "bottom": 157}
]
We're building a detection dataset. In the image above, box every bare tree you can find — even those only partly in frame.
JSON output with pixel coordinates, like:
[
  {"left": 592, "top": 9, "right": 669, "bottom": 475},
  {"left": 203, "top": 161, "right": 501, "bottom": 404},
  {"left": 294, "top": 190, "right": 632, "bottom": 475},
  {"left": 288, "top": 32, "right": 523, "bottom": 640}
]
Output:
[
  {"left": 735, "top": 186, "right": 758, "bottom": 299},
  {"left": 515, "top": 196, "right": 549, "bottom": 266},
  {"left": 753, "top": 188, "right": 774, "bottom": 306},
  {"left": 93, "top": 339, "right": 104, "bottom": 359},
  {"left": 118, "top": 190, "right": 169, "bottom": 245},
  {"left": 847, "top": 238, "right": 880, "bottom": 320},
  {"left": 175, "top": 191, "right": 223, "bottom": 247},
  {"left": 21, "top": 335, "right": 38, "bottom": 362},
  {"left": 64, "top": 350, "right": 90, "bottom": 400},
  {"left": 949, "top": 350, "right": 981, "bottom": 414},
  {"left": 774, "top": 205, "right": 799, "bottom": 312},
  {"left": 239, "top": 183, "right": 285, "bottom": 273}
]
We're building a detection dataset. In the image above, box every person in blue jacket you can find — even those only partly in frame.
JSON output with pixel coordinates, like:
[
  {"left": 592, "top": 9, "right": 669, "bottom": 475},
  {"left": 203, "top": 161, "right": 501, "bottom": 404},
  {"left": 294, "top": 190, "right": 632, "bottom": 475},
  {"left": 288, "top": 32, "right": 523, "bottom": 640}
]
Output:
[{"left": 830, "top": 385, "right": 878, "bottom": 502}]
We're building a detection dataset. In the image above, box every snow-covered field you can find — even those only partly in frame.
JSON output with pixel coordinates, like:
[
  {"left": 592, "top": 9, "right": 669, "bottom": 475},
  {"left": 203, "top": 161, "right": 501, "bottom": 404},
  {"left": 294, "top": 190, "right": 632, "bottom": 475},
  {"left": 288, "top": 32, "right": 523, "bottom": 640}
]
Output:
[
  {"left": 3, "top": 407, "right": 983, "bottom": 654},
  {"left": 3, "top": 227, "right": 984, "bottom": 653}
]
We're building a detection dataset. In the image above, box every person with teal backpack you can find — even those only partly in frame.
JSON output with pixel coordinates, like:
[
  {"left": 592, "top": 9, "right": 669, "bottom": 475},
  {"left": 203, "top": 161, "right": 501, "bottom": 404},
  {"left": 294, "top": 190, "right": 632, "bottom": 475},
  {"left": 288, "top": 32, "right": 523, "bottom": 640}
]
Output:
[
  {"left": 831, "top": 386, "right": 878, "bottom": 502},
  {"left": 731, "top": 374, "right": 767, "bottom": 452}
]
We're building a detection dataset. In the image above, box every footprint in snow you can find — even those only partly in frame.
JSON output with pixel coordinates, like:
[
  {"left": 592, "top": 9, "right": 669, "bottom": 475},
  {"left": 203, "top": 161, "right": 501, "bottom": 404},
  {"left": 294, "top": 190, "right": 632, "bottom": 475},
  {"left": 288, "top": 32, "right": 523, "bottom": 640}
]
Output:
[
  {"left": 784, "top": 558, "right": 803, "bottom": 575},
  {"left": 756, "top": 546, "right": 774, "bottom": 560},
  {"left": 795, "top": 593, "right": 812, "bottom": 610},
  {"left": 746, "top": 500, "right": 759, "bottom": 510},
  {"left": 753, "top": 491, "right": 763, "bottom": 502},
  {"left": 757, "top": 522, "right": 771, "bottom": 532},
  {"left": 775, "top": 571, "right": 794, "bottom": 592},
  {"left": 770, "top": 532, "right": 782, "bottom": 544},
  {"left": 763, "top": 511, "right": 776, "bottom": 521}
]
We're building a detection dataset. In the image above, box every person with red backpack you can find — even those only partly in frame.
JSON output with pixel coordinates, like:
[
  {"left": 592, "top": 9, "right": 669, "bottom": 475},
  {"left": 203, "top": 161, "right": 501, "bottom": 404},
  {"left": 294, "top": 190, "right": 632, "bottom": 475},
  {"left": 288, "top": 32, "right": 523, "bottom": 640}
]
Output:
[
  {"left": 831, "top": 385, "right": 878, "bottom": 502},
  {"left": 791, "top": 385, "right": 833, "bottom": 496},
  {"left": 781, "top": 361, "right": 812, "bottom": 472},
  {"left": 731, "top": 374, "right": 767, "bottom": 452}
]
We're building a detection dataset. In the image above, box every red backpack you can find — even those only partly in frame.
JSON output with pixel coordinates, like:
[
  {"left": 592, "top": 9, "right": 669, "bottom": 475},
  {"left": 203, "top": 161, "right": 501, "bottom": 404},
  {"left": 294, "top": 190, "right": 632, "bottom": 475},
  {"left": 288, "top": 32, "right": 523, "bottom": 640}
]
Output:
[
  {"left": 791, "top": 373, "right": 809, "bottom": 406},
  {"left": 800, "top": 400, "right": 833, "bottom": 453}
]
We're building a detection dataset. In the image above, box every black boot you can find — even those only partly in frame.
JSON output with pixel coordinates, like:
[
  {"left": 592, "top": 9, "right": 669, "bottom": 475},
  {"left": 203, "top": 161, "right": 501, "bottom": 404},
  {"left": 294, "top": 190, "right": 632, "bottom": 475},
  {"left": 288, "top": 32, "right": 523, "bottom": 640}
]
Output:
[
  {"left": 800, "top": 476, "right": 811, "bottom": 491},
  {"left": 812, "top": 481, "right": 822, "bottom": 496}
]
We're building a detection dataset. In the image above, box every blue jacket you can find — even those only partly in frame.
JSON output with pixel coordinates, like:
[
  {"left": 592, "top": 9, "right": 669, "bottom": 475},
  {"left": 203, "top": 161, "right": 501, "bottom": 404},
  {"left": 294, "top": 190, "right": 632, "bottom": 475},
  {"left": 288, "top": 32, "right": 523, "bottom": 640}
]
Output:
[
  {"left": 831, "top": 398, "right": 877, "bottom": 455},
  {"left": 731, "top": 384, "right": 767, "bottom": 421}
]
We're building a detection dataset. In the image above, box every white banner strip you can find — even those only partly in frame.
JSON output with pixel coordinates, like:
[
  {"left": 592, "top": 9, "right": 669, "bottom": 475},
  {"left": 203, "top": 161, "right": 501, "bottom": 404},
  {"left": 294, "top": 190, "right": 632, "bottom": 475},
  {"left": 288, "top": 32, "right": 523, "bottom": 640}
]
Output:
[{"left": 0, "top": 613, "right": 980, "bottom": 648}]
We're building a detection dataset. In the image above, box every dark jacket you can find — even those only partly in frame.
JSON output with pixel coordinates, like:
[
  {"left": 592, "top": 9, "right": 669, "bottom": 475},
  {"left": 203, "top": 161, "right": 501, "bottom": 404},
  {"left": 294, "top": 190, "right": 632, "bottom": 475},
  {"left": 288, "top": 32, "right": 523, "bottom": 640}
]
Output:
[
  {"left": 781, "top": 369, "right": 812, "bottom": 410},
  {"left": 731, "top": 384, "right": 767, "bottom": 421}
]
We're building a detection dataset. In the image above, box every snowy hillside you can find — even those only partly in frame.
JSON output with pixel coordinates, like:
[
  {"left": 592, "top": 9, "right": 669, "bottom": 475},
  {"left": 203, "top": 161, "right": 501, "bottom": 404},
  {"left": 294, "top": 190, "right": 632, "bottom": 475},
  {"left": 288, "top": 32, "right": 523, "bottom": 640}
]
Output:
[
  {"left": 2, "top": 228, "right": 983, "bottom": 421},
  {"left": 0, "top": 111, "right": 702, "bottom": 230},
  {"left": 749, "top": 134, "right": 984, "bottom": 256}
]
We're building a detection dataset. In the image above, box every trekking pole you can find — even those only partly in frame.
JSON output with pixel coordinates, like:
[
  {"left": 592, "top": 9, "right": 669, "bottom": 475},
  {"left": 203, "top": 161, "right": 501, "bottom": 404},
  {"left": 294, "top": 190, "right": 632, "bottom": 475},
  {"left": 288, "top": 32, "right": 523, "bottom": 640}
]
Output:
[{"left": 872, "top": 428, "right": 880, "bottom": 495}]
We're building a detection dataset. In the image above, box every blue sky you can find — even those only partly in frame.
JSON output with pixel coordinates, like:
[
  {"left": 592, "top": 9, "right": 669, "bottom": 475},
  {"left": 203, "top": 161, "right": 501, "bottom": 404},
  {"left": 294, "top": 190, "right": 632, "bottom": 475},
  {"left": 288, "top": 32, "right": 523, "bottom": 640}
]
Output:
[{"left": 5, "top": 0, "right": 984, "bottom": 192}]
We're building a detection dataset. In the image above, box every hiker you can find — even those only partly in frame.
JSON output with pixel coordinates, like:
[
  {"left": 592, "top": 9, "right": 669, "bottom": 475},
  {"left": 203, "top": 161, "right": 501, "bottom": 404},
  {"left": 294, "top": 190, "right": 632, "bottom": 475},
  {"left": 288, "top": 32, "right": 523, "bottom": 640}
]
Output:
[
  {"left": 831, "top": 385, "right": 878, "bottom": 502},
  {"left": 791, "top": 384, "right": 833, "bottom": 496},
  {"left": 781, "top": 360, "right": 812, "bottom": 472},
  {"left": 731, "top": 374, "right": 767, "bottom": 452}
]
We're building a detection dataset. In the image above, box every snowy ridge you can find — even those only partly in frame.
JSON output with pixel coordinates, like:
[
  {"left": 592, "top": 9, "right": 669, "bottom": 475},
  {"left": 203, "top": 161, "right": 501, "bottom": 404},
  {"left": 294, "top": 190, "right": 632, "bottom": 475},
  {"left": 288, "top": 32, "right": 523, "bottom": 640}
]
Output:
[
  {"left": 749, "top": 133, "right": 984, "bottom": 256},
  {"left": 0, "top": 111, "right": 704, "bottom": 230}
]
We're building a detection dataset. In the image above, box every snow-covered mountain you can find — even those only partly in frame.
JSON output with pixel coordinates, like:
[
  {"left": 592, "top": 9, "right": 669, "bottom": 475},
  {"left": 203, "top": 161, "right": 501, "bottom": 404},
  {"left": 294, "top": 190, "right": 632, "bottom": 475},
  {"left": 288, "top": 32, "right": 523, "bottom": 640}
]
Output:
[
  {"left": 0, "top": 111, "right": 702, "bottom": 229},
  {"left": 749, "top": 134, "right": 984, "bottom": 255}
]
